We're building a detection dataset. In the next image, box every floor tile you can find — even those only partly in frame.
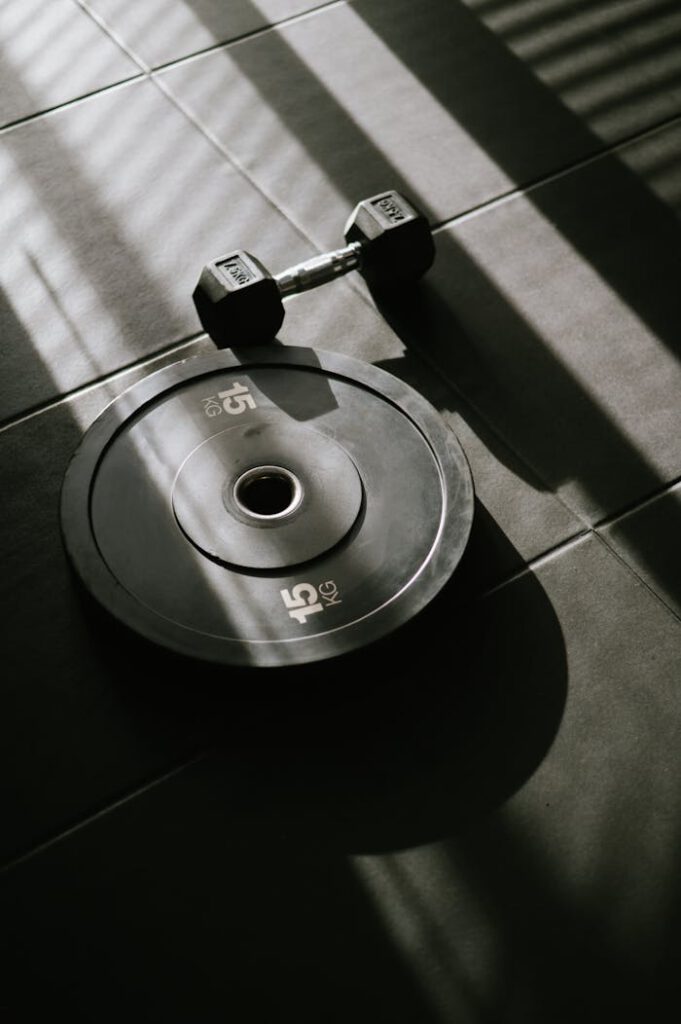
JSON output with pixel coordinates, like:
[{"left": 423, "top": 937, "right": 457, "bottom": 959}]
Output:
[
  {"left": 409, "top": 533, "right": 681, "bottom": 1020},
  {"left": 2, "top": 536, "right": 679, "bottom": 1020},
  {"left": 599, "top": 480, "right": 681, "bottom": 619},
  {"left": 385, "top": 119, "right": 681, "bottom": 525},
  {"left": 0, "top": 0, "right": 138, "bottom": 128},
  {"left": 461, "top": 0, "right": 681, "bottom": 141},
  {"left": 85, "top": 0, "right": 333, "bottom": 68},
  {"left": 0, "top": 79, "right": 313, "bottom": 423},
  {"left": 162, "top": 0, "right": 681, "bottom": 244}
]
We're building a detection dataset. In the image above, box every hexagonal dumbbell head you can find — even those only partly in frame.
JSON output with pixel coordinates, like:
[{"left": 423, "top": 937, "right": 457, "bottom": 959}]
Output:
[
  {"left": 193, "top": 250, "right": 284, "bottom": 349},
  {"left": 194, "top": 190, "right": 435, "bottom": 348},
  {"left": 344, "top": 190, "right": 435, "bottom": 291}
]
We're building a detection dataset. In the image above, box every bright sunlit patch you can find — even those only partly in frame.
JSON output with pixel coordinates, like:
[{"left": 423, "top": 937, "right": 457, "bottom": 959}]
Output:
[
  {"left": 0, "top": 0, "right": 136, "bottom": 121},
  {"left": 623, "top": 121, "right": 681, "bottom": 207},
  {"left": 450, "top": 169, "right": 681, "bottom": 508},
  {"left": 0, "top": 62, "right": 306, "bottom": 414},
  {"left": 353, "top": 844, "right": 498, "bottom": 1021},
  {"left": 157, "top": 1, "right": 519, "bottom": 251},
  {"left": 0, "top": 144, "right": 114, "bottom": 392},
  {"left": 276, "top": 3, "right": 517, "bottom": 232},
  {"left": 1, "top": 0, "right": 94, "bottom": 100},
  {"left": 464, "top": 0, "right": 681, "bottom": 139}
]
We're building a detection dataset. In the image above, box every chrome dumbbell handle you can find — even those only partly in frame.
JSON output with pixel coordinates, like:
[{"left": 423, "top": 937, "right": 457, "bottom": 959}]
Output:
[{"left": 275, "top": 242, "right": 363, "bottom": 298}]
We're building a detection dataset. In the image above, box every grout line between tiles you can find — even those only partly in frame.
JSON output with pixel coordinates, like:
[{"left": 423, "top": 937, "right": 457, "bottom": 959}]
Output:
[
  {"left": 594, "top": 473, "right": 681, "bottom": 530},
  {"left": 74, "top": 0, "right": 346, "bottom": 74},
  {"left": 0, "top": 753, "right": 206, "bottom": 877},
  {"left": 591, "top": 531, "right": 681, "bottom": 625},
  {"left": 0, "top": 334, "right": 206, "bottom": 436},
  {"left": 74, "top": 0, "right": 326, "bottom": 257},
  {"left": 0, "top": 1, "right": 677, "bottom": 258},
  {"left": 481, "top": 528, "right": 591, "bottom": 598},
  {"left": 432, "top": 108, "right": 681, "bottom": 233},
  {"left": 483, "top": 524, "right": 681, "bottom": 626},
  {"left": 151, "top": 1, "right": 347, "bottom": 73},
  {"left": 73, "top": 0, "right": 151, "bottom": 72},
  {"left": 150, "top": 73, "right": 320, "bottom": 254},
  {"left": 0, "top": 73, "right": 144, "bottom": 136}
]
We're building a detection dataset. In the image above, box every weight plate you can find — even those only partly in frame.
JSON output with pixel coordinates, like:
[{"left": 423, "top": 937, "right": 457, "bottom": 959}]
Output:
[
  {"left": 61, "top": 347, "right": 474, "bottom": 667},
  {"left": 172, "top": 414, "right": 363, "bottom": 570}
]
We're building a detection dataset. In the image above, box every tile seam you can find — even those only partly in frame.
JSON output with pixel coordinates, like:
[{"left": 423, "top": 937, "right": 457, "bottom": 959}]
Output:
[
  {"left": 594, "top": 473, "right": 681, "bottom": 529},
  {"left": 481, "top": 528, "right": 592, "bottom": 598},
  {"left": 591, "top": 531, "right": 681, "bottom": 625},
  {"left": 1, "top": 2, "right": 678, "bottom": 263},
  {"left": 433, "top": 109, "right": 681, "bottom": 233},
  {"left": 149, "top": 72, "right": 319, "bottom": 253},
  {"left": 0, "top": 753, "right": 205, "bottom": 877},
  {"left": 0, "top": 73, "right": 144, "bottom": 136},
  {"left": 0, "top": 334, "right": 205, "bottom": 436},
  {"left": 73, "top": 0, "right": 327, "bottom": 255},
  {"left": 150, "top": 0, "right": 347, "bottom": 73}
]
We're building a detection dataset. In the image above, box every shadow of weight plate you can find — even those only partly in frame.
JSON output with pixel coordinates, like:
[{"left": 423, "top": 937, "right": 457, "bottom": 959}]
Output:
[{"left": 61, "top": 347, "right": 474, "bottom": 667}]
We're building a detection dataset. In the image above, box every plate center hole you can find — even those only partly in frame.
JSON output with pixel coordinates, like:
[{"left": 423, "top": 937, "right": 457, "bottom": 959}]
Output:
[{"left": 234, "top": 465, "right": 302, "bottom": 520}]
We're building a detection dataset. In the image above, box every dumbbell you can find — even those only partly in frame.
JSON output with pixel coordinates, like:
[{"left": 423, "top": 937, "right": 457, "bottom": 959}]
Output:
[{"left": 193, "top": 189, "right": 435, "bottom": 349}]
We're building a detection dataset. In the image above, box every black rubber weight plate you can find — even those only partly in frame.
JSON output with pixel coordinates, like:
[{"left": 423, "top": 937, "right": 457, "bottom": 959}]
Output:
[{"left": 61, "top": 347, "right": 474, "bottom": 667}]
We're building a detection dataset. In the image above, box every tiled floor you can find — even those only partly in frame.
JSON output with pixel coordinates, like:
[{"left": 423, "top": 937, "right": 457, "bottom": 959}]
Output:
[
  {"left": 1, "top": 1, "right": 680, "bottom": 1020},
  {"left": 0, "top": 0, "right": 138, "bottom": 128}
]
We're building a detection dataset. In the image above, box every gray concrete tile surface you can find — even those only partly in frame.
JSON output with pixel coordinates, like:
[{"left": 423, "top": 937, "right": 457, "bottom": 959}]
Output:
[
  {"left": 353, "top": 536, "right": 681, "bottom": 1018},
  {"left": 0, "top": 0, "right": 138, "bottom": 128},
  {"left": 600, "top": 480, "right": 681, "bottom": 619},
  {"left": 0, "top": 78, "right": 313, "bottom": 423},
  {"left": 162, "top": 0, "right": 681, "bottom": 243},
  {"left": 0, "top": 341, "right": 217, "bottom": 865},
  {"left": 463, "top": 0, "right": 681, "bottom": 140},
  {"left": 385, "top": 120, "right": 681, "bottom": 525}
]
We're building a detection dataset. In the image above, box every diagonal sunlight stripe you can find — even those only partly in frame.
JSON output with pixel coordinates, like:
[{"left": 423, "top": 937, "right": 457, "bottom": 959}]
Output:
[
  {"left": 450, "top": 199, "right": 681, "bottom": 504},
  {"left": 353, "top": 846, "right": 495, "bottom": 1023},
  {"left": 77, "top": 0, "right": 324, "bottom": 274},
  {"left": 462, "top": 0, "right": 681, "bottom": 145},
  {"left": 223, "top": 2, "right": 514, "bottom": 244},
  {"left": 0, "top": 0, "right": 138, "bottom": 129},
  {"left": 77, "top": 0, "right": 347, "bottom": 73}
]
